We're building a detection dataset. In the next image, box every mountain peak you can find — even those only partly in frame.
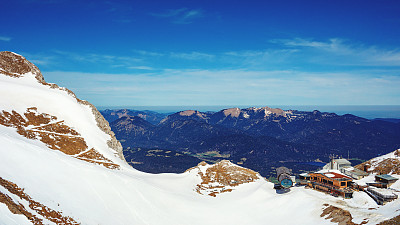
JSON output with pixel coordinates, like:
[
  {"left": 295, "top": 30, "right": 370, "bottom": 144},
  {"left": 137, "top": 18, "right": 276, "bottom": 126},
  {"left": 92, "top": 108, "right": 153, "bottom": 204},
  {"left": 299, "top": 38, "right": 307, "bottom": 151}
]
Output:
[
  {"left": 0, "top": 51, "right": 45, "bottom": 83},
  {"left": 179, "top": 110, "right": 198, "bottom": 116},
  {"left": 255, "top": 106, "right": 286, "bottom": 116},
  {"left": 222, "top": 107, "right": 241, "bottom": 117}
]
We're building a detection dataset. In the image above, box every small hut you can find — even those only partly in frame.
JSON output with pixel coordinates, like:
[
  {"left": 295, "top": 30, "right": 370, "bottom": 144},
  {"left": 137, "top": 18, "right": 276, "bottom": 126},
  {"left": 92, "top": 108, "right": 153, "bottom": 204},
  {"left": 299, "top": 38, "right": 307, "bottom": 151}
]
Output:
[{"left": 375, "top": 174, "right": 399, "bottom": 186}]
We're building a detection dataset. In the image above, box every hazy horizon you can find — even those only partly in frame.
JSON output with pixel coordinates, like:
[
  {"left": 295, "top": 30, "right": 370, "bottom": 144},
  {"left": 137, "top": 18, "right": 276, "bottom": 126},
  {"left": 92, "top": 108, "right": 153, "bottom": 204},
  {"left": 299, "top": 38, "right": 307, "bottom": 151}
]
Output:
[{"left": 96, "top": 105, "right": 400, "bottom": 119}]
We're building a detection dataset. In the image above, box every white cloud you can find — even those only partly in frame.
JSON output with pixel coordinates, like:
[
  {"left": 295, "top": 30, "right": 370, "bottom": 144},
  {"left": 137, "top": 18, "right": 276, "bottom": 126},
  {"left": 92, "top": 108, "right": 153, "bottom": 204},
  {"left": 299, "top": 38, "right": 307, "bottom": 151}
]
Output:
[
  {"left": 271, "top": 38, "right": 343, "bottom": 49},
  {"left": 174, "top": 9, "right": 202, "bottom": 24},
  {"left": 270, "top": 38, "right": 400, "bottom": 66},
  {"left": 169, "top": 51, "right": 214, "bottom": 60},
  {"left": 43, "top": 69, "right": 400, "bottom": 106},
  {"left": 0, "top": 36, "right": 11, "bottom": 41},
  {"left": 150, "top": 8, "right": 203, "bottom": 24},
  {"left": 133, "top": 50, "right": 164, "bottom": 57},
  {"left": 51, "top": 50, "right": 142, "bottom": 66},
  {"left": 128, "top": 66, "right": 154, "bottom": 70}
]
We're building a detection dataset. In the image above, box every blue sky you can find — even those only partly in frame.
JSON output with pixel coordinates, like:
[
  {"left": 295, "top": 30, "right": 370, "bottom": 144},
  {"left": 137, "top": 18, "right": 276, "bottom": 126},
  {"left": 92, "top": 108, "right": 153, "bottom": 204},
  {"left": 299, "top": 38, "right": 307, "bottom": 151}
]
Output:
[{"left": 1, "top": 0, "right": 400, "bottom": 107}]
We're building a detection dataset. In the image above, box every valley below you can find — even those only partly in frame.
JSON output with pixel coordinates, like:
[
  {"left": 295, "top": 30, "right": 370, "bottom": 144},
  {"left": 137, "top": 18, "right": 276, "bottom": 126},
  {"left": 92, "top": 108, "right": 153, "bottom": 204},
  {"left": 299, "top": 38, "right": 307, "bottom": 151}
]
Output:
[{"left": 101, "top": 108, "right": 400, "bottom": 177}]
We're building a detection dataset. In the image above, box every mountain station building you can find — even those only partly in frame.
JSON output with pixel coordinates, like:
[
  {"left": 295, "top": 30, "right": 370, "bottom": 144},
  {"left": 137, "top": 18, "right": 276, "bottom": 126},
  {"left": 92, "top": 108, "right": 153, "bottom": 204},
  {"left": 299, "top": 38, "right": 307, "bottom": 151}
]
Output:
[
  {"left": 300, "top": 171, "right": 354, "bottom": 198},
  {"left": 323, "top": 158, "right": 368, "bottom": 179}
]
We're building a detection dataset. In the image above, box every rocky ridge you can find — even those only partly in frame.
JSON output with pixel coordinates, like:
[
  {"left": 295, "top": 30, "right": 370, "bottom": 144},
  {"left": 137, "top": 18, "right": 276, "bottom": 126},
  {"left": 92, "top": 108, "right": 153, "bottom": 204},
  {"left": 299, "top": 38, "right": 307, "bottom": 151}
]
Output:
[{"left": 0, "top": 51, "right": 124, "bottom": 161}]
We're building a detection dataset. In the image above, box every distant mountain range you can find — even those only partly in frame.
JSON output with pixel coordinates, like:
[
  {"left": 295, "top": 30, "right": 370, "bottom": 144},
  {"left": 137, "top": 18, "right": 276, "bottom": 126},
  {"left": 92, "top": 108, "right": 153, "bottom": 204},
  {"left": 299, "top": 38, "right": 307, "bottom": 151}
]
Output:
[{"left": 101, "top": 107, "right": 400, "bottom": 177}]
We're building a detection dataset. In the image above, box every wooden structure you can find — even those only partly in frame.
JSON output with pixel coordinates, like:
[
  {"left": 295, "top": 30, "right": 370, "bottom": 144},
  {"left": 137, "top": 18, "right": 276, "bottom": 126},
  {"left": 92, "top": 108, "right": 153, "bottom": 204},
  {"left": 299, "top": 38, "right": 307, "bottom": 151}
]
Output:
[
  {"left": 366, "top": 182, "right": 388, "bottom": 189},
  {"left": 375, "top": 174, "right": 399, "bottom": 186},
  {"left": 298, "top": 173, "right": 311, "bottom": 186},
  {"left": 306, "top": 172, "right": 354, "bottom": 198}
]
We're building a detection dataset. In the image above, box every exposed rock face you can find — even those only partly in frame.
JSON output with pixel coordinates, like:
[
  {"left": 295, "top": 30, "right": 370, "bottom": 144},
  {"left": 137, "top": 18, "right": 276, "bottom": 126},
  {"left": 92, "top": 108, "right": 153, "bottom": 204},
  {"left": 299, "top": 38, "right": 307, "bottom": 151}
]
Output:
[
  {"left": 187, "top": 160, "right": 260, "bottom": 197},
  {"left": 81, "top": 100, "right": 125, "bottom": 161},
  {"left": 0, "top": 177, "right": 80, "bottom": 225},
  {"left": 0, "top": 51, "right": 44, "bottom": 82},
  {"left": 0, "top": 51, "right": 125, "bottom": 162},
  {"left": 0, "top": 107, "right": 120, "bottom": 169},
  {"left": 222, "top": 107, "right": 241, "bottom": 118},
  {"left": 179, "top": 110, "right": 197, "bottom": 116}
]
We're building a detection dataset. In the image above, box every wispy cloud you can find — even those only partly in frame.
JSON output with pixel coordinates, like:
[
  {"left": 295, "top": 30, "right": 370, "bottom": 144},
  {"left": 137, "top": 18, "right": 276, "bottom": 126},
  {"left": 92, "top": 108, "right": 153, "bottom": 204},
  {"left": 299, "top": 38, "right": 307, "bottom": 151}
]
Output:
[
  {"left": 51, "top": 50, "right": 142, "bottom": 66},
  {"left": 20, "top": 52, "right": 56, "bottom": 66},
  {"left": 270, "top": 38, "right": 400, "bottom": 66},
  {"left": 271, "top": 38, "right": 343, "bottom": 49},
  {"left": 133, "top": 50, "right": 164, "bottom": 57},
  {"left": 170, "top": 51, "right": 214, "bottom": 60},
  {"left": 128, "top": 66, "right": 154, "bottom": 70},
  {"left": 0, "top": 36, "right": 11, "bottom": 42},
  {"left": 150, "top": 8, "right": 203, "bottom": 24},
  {"left": 44, "top": 69, "right": 400, "bottom": 106},
  {"left": 222, "top": 49, "right": 299, "bottom": 68},
  {"left": 21, "top": 36, "right": 400, "bottom": 77}
]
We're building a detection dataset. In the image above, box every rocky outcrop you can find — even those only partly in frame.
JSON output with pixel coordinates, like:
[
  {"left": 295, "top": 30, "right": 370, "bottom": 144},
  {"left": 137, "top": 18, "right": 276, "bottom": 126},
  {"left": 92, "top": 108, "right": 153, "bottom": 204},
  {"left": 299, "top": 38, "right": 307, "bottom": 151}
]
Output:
[
  {"left": 355, "top": 149, "right": 400, "bottom": 175},
  {"left": 187, "top": 160, "right": 260, "bottom": 197},
  {"left": 0, "top": 177, "right": 80, "bottom": 225},
  {"left": 222, "top": 107, "right": 241, "bottom": 118},
  {"left": 0, "top": 51, "right": 125, "bottom": 162},
  {"left": 0, "top": 108, "right": 120, "bottom": 169},
  {"left": 0, "top": 51, "right": 44, "bottom": 82},
  {"left": 80, "top": 100, "right": 125, "bottom": 161},
  {"left": 321, "top": 204, "right": 368, "bottom": 225}
]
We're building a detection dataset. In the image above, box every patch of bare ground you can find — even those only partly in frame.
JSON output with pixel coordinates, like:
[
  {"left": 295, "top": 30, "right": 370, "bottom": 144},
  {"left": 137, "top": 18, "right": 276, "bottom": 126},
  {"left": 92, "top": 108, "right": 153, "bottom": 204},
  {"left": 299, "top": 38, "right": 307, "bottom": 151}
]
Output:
[
  {"left": 355, "top": 158, "right": 400, "bottom": 175},
  {"left": 321, "top": 204, "right": 368, "bottom": 225},
  {"left": 0, "top": 108, "right": 119, "bottom": 169},
  {"left": 0, "top": 177, "right": 80, "bottom": 224},
  {"left": 377, "top": 214, "right": 400, "bottom": 225},
  {"left": 76, "top": 148, "right": 120, "bottom": 169},
  {"left": 190, "top": 160, "right": 259, "bottom": 197}
]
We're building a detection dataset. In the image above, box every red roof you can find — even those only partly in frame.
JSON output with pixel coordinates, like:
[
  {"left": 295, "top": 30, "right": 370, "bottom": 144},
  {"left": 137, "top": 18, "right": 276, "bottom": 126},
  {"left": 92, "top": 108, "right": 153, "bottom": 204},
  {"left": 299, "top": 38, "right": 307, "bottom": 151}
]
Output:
[{"left": 321, "top": 172, "right": 352, "bottom": 180}]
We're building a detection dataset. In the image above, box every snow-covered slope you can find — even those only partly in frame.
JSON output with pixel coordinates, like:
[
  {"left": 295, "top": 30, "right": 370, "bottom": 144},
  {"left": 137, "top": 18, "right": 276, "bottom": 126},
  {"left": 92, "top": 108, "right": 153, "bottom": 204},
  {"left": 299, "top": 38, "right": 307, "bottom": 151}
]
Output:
[{"left": 0, "top": 51, "right": 399, "bottom": 225}]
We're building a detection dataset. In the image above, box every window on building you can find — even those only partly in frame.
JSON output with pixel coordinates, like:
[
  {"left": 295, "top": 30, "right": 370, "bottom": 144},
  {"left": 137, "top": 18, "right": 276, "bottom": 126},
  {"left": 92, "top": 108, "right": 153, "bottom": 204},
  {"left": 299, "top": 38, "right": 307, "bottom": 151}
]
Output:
[{"left": 340, "top": 181, "right": 346, "bottom": 186}]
